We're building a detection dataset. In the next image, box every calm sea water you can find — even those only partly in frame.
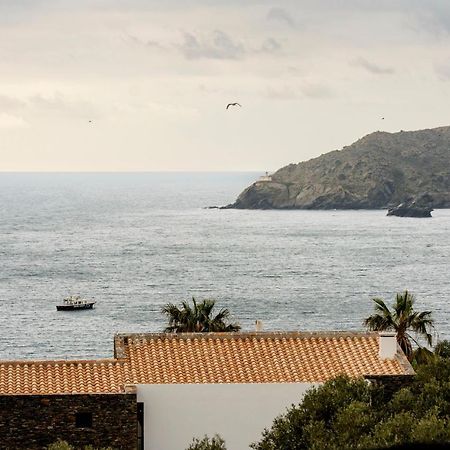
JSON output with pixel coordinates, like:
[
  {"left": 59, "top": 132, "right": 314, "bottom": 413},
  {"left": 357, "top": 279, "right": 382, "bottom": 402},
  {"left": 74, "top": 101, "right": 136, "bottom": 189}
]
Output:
[{"left": 0, "top": 172, "right": 449, "bottom": 360}]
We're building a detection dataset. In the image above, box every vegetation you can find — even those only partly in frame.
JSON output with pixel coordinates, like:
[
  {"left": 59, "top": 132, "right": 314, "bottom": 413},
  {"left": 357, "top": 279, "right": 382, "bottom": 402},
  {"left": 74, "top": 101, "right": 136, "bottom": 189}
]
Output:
[
  {"left": 250, "top": 376, "right": 376, "bottom": 450},
  {"left": 434, "top": 339, "right": 450, "bottom": 359},
  {"left": 47, "top": 442, "right": 73, "bottom": 450},
  {"left": 363, "top": 290, "right": 434, "bottom": 360},
  {"left": 162, "top": 297, "right": 240, "bottom": 333},
  {"left": 250, "top": 349, "right": 450, "bottom": 450},
  {"left": 47, "top": 441, "right": 113, "bottom": 450},
  {"left": 186, "top": 434, "right": 227, "bottom": 450}
]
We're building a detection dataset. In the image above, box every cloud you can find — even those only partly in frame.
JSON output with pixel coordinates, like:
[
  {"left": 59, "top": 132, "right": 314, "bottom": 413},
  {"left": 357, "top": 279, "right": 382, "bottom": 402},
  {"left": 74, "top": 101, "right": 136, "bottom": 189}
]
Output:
[
  {"left": 178, "top": 30, "right": 245, "bottom": 60},
  {"left": 266, "top": 85, "right": 299, "bottom": 100},
  {"left": 261, "top": 37, "right": 282, "bottom": 53},
  {"left": 0, "top": 112, "right": 27, "bottom": 128},
  {"left": 265, "top": 82, "right": 333, "bottom": 100},
  {"left": 178, "top": 31, "right": 282, "bottom": 60},
  {"left": 28, "top": 94, "right": 100, "bottom": 119},
  {"left": 407, "top": 2, "right": 450, "bottom": 36},
  {"left": 352, "top": 57, "right": 395, "bottom": 74},
  {"left": 434, "top": 61, "right": 450, "bottom": 80},
  {"left": 300, "top": 83, "right": 333, "bottom": 99},
  {"left": 0, "top": 93, "right": 100, "bottom": 120},
  {"left": 122, "top": 33, "right": 165, "bottom": 50},
  {"left": 267, "top": 7, "right": 296, "bottom": 28},
  {"left": 0, "top": 95, "right": 26, "bottom": 113}
]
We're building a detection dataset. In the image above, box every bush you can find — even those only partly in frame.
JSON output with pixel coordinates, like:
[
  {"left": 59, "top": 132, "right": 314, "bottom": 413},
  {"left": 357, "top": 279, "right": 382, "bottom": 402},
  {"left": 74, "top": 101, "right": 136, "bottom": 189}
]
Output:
[
  {"left": 47, "top": 441, "right": 113, "bottom": 450},
  {"left": 251, "top": 358, "right": 450, "bottom": 450},
  {"left": 391, "top": 358, "right": 450, "bottom": 418},
  {"left": 47, "top": 441, "right": 73, "bottom": 450},
  {"left": 186, "top": 434, "right": 227, "bottom": 450},
  {"left": 434, "top": 340, "right": 450, "bottom": 359},
  {"left": 251, "top": 376, "right": 377, "bottom": 450}
]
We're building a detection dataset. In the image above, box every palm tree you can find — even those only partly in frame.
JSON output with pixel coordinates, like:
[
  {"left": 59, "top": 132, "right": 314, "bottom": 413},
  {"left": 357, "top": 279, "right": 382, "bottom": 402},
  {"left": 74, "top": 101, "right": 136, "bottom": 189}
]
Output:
[
  {"left": 162, "top": 298, "right": 241, "bottom": 333},
  {"left": 363, "top": 290, "right": 434, "bottom": 360}
]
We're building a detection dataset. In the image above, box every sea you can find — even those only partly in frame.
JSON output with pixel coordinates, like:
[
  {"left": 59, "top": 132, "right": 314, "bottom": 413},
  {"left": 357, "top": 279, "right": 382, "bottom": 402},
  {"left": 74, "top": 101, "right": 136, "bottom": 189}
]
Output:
[{"left": 0, "top": 172, "right": 449, "bottom": 360}]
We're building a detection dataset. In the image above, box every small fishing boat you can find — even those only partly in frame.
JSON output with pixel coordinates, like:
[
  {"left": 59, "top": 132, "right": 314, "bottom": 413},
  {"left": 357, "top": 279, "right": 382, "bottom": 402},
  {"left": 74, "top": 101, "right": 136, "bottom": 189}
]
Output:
[{"left": 56, "top": 295, "right": 96, "bottom": 311}]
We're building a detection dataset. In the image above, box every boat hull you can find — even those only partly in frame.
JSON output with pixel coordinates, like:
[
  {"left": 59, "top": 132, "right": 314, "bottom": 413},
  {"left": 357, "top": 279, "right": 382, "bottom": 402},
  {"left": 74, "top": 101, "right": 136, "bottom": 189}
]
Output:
[{"left": 56, "top": 303, "right": 95, "bottom": 311}]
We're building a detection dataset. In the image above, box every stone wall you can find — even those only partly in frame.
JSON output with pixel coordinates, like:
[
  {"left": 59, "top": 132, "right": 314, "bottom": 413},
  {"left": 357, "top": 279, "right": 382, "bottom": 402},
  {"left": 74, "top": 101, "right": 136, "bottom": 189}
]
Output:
[
  {"left": 0, "top": 393, "right": 137, "bottom": 450},
  {"left": 366, "top": 374, "right": 414, "bottom": 400}
]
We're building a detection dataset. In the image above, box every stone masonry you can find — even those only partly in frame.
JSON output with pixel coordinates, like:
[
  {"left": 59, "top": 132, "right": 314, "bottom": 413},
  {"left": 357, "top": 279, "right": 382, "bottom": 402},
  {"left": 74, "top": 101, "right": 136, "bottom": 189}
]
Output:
[{"left": 0, "top": 393, "right": 137, "bottom": 450}]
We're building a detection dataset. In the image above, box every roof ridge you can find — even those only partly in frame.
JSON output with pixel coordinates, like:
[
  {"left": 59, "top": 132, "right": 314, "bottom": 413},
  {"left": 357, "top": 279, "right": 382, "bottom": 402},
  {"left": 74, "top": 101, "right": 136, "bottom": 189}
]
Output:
[
  {"left": 0, "top": 358, "right": 125, "bottom": 367},
  {"left": 115, "top": 330, "right": 378, "bottom": 341}
]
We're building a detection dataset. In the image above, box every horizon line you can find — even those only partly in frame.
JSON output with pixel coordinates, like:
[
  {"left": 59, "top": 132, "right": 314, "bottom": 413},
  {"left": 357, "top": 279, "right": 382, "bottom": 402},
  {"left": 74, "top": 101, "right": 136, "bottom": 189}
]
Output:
[{"left": 0, "top": 170, "right": 266, "bottom": 174}]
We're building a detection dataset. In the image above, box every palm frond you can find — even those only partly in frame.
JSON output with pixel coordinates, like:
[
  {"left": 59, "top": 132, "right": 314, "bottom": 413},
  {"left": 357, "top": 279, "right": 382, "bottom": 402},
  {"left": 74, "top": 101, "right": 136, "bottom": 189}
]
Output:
[
  {"left": 161, "top": 298, "right": 240, "bottom": 333},
  {"left": 364, "top": 291, "right": 435, "bottom": 361},
  {"left": 372, "top": 298, "right": 392, "bottom": 316},
  {"left": 363, "top": 298, "right": 396, "bottom": 331}
]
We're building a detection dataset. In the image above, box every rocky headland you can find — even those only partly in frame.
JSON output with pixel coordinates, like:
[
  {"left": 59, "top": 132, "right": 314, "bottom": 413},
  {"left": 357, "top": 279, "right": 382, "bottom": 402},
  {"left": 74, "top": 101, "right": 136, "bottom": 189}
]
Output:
[{"left": 225, "top": 126, "right": 450, "bottom": 210}]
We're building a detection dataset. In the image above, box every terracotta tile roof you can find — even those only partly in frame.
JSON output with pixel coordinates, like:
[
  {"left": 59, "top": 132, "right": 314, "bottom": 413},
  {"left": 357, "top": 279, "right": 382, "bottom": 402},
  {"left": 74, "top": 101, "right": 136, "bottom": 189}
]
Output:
[
  {"left": 0, "top": 359, "right": 125, "bottom": 395},
  {"left": 120, "top": 331, "right": 414, "bottom": 385},
  {"left": 0, "top": 331, "right": 414, "bottom": 395}
]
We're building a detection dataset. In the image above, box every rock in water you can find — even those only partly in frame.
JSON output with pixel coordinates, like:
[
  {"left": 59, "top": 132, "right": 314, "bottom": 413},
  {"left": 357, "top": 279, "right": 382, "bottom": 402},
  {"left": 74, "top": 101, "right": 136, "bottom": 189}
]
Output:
[
  {"left": 225, "top": 126, "right": 450, "bottom": 210},
  {"left": 387, "top": 204, "right": 433, "bottom": 218},
  {"left": 387, "top": 193, "right": 433, "bottom": 217}
]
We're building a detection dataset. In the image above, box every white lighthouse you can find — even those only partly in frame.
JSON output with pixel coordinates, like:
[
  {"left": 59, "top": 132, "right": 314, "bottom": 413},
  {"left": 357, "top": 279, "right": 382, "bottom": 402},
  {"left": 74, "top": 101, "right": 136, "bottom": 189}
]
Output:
[{"left": 257, "top": 171, "right": 272, "bottom": 182}]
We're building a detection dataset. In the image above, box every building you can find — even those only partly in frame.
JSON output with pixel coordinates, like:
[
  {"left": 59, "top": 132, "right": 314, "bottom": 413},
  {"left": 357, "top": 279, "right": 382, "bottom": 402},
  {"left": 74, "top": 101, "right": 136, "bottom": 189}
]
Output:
[
  {"left": 0, "top": 331, "right": 414, "bottom": 449},
  {"left": 256, "top": 171, "right": 272, "bottom": 182}
]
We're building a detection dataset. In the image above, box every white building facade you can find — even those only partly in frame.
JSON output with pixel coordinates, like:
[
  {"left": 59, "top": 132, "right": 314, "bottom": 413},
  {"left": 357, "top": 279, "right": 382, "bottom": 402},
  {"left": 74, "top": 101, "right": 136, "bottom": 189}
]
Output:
[{"left": 137, "top": 382, "right": 314, "bottom": 450}]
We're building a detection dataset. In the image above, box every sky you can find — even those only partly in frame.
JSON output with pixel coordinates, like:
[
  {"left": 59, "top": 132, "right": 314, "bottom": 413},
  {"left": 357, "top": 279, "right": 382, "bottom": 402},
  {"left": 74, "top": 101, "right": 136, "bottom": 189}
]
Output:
[{"left": 1, "top": 0, "right": 450, "bottom": 171}]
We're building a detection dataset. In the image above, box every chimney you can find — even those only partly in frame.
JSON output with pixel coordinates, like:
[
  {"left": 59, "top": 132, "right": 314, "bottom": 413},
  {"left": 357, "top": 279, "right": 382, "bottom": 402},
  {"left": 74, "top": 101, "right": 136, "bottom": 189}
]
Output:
[
  {"left": 255, "top": 320, "right": 263, "bottom": 332},
  {"left": 379, "top": 332, "right": 397, "bottom": 359},
  {"left": 114, "top": 334, "right": 129, "bottom": 359}
]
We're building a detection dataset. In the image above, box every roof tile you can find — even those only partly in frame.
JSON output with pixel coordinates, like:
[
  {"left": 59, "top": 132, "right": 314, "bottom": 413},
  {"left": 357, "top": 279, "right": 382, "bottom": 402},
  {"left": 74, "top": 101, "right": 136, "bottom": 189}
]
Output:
[{"left": 0, "top": 331, "right": 413, "bottom": 395}]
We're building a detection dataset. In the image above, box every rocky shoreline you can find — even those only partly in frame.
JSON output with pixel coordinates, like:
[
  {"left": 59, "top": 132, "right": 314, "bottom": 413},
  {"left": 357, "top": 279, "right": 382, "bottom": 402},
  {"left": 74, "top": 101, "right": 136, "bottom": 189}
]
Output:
[{"left": 224, "top": 126, "right": 450, "bottom": 211}]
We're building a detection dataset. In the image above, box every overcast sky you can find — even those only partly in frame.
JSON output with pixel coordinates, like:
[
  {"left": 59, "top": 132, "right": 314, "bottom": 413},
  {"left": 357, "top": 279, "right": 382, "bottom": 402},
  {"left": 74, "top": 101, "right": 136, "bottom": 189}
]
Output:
[{"left": 1, "top": 0, "right": 450, "bottom": 171}]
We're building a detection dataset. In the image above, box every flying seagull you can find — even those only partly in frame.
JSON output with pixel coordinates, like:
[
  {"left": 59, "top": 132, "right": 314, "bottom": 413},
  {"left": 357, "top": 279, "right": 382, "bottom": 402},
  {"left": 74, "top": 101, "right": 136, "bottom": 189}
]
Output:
[{"left": 226, "top": 102, "right": 241, "bottom": 110}]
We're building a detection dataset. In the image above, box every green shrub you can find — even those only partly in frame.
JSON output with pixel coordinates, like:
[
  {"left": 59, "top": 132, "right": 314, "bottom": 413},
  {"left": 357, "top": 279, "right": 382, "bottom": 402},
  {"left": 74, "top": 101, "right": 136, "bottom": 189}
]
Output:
[
  {"left": 47, "top": 441, "right": 73, "bottom": 450},
  {"left": 186, "top": 434, "right": 227, "bottom": 450},
  {"left": 251, "top": 376, "right": 376, "bottom": 450},
  {"left": 251, "top": 359, "right": 450, "bottom": 450},
  {"left": 434, "top": 340, "right": 450, "bottom": 359},
  {"left": 46, "top": 442, "right": 113, "bottom": 450}
]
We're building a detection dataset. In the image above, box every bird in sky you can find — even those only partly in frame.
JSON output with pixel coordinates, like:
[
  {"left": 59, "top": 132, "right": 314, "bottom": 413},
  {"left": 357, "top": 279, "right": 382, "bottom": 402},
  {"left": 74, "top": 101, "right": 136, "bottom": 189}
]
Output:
[
  {"left": 381, "top": 117, "right": 385, "bottom": 120},
  {"left": 226, "top": 102, "right": 241, "bottom": 110}
]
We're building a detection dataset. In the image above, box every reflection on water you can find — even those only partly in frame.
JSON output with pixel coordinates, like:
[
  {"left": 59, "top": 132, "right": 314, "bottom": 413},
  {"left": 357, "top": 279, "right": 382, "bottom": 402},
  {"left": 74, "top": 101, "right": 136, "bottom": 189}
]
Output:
[{"left": 0, "top": 172, "right": 449, "bottom": 359}]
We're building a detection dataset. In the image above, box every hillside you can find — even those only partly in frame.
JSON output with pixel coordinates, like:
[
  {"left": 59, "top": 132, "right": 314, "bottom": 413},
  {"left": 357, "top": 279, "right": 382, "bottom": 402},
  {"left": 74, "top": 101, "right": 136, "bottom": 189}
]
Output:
[{"left": 227, "top": 126, "right": 450, "bottom": 209}]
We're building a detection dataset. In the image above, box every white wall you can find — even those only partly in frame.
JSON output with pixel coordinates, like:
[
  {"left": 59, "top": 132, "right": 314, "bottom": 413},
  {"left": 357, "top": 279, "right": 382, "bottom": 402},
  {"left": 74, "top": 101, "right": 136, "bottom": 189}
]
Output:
[{"left": 137, "top": 383, "right": 314, "bottom": 450}]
